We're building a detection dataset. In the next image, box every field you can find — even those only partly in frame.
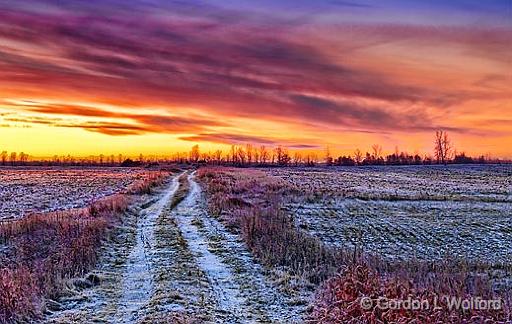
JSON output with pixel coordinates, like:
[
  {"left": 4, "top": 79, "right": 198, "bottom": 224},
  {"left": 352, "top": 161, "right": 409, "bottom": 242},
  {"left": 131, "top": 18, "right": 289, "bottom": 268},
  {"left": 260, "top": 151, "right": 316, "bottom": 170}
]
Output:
[
  {"left": 0, "top": 168, "right": 150, "bottom": 220},
  {"left": 268, "top": 165, "right": 512, "bottom": 264},
  {"left": 1, "top": 165, "right": 511, "bottom": 323}
]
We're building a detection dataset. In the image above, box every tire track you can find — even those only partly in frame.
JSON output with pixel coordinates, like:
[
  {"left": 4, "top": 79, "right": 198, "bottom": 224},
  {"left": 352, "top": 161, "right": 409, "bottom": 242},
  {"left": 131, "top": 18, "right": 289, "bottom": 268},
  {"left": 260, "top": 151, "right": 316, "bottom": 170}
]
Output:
[
  {"left": 114, "top": 175, "right": 180, "bottom": 322},
  {"left": 173, "top": 173, "right": 305, "bottom": 323}
]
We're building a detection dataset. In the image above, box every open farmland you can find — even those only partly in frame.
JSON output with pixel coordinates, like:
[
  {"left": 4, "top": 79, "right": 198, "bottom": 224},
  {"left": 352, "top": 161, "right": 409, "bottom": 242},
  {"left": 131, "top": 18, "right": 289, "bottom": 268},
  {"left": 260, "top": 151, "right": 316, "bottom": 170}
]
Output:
[
  {"left": 267, "top": 165, "right": 512, "bottom": 264},
  {"left": 1, "top": 166, "right": 511, "bottom": 323},
  {"left": 200, "top": 166, "right": 512, "bottom": 322},
  {"left": 0, "top": 168, "right": 150, "bottom": 220}
]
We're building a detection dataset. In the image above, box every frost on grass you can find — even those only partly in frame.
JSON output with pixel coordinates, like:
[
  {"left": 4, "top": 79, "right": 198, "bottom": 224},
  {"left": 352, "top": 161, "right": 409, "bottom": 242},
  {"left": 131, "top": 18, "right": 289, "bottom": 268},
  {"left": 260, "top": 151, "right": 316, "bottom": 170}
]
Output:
[
  {"left": 168, "top": 173, "right": 305, "bottom": 322},
  {"left": 40, "top": 175, "right": 173, "bottom": 324},
  {"left": 45, "top": 172, "right": 305, "bottom": 323},
  {"left": 269, "top": 165, "right": 512, "bottom": 264},
  {"left": 115, "top": 176, "right": 180, "bottom": 321},
  {"left": 199, "top": 166, "right": 511, "bottom": 322},
  {"left": 0, "top": 167, "right": 151, "bottom": 220}
]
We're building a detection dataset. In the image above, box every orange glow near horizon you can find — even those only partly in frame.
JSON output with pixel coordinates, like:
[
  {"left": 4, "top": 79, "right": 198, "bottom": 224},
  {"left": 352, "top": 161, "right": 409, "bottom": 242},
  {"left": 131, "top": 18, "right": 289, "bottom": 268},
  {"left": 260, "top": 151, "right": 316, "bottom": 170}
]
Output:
[{"left": 0, "top": 2, "right": 511, "bottom": 159}]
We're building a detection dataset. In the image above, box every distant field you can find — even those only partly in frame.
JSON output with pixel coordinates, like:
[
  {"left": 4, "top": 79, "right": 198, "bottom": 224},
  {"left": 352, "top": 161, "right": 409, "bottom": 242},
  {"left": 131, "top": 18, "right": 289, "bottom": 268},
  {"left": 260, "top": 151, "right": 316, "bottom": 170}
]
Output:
[
  {"left": 0, "top": 167, "right": 148, "bottom": 220},
  {"left": 267, "top": 165, "right": 512, "bottom": 264},
  {"left": 1, "top": 165, "right": 511, "bottom": 322}
]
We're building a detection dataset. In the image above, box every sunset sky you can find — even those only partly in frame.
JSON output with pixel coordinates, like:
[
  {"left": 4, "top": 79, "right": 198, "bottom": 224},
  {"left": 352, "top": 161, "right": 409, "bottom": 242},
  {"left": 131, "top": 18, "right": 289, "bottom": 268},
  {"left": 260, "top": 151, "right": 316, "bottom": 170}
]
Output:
[{"left": 0, "top": 0, "right": 511, "bottom": 158}]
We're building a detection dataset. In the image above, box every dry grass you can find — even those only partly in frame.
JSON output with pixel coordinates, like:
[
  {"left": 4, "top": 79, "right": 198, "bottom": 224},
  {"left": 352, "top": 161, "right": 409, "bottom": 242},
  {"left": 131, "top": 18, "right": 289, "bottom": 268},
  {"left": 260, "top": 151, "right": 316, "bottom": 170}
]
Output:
[
  {"left": 198, "top": 167, "right": 512, "bottom": 323},
  {"left": 310, "top": 264, "right": 510, "bottom": 323},
  {"left": 169, "top": 172, "right": 191, "bottom": 210},
  {"left": 198, "top": 168, "right": 348, "bottom": 285},
  {"left": 0, "top": 171, "right": 170, "bottom": 323}
]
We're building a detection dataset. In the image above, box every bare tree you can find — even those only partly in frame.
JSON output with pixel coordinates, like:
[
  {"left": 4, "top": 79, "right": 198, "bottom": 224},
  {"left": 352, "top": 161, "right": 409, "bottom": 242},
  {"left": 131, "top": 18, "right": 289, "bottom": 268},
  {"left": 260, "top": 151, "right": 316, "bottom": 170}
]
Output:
[
  {"left": 246, "top": 144, "right": 253, "bottom": 165},
  {"left": 274, "top": 146, "right": 290, "bottom": 166},
  {"left": 237, "top": 146, "right": 246, "bottom": 165},
  {"left": 310, "top": 152, "right": 319, "bottom": 164},
  {"left": 19, "top": 152, "right": 29, "bottom": 165},
  {"left": 259, "top": 145, "right": 269, "bottom": 164},
  {"left": 354, "top": 149, "right": 363, "bottom": 165},
  {"left": 325, "top": 146, "right": 333, "bottom": 166},
  {"left": 10, "top": 152, "right": 17, "bottom": 166},
  {"left": 190, "top": 145, "right": 200, "bottom": 163},
  {"left": 1, "top": 151, "right": 7, "bottom": 166},
  {"left": 230, "top": 145, "right": 237, "bottom": 164},
  {"left": 371, "top": 144, "right": 382, "bottom": 158},
  {"left": 213, "top": 150, "right": 222, "bottom": 164},
  {"left": 254, "top": 151, "right": 260, "bottom": 164},
  {"left": 434, "top": 130, "right": 452, "bottom": 164},
  {"left": 293, "top": 152, "right": 303, "bottom": 166}
]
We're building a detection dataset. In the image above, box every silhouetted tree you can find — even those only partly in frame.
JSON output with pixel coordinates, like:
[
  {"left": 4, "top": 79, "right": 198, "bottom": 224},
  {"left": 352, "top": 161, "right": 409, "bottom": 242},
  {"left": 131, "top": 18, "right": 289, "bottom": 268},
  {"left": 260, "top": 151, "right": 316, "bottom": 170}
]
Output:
[
  {"left": 274, "top": 146, "right": 291, "bottom": 166},
  {"left": 19, "top": 152, "right": 29, "bottom": 165},
  {"left": 1, "top": 151, "right": 7, "bottom": 166},
  {"left": 454, "top": 152, "right": 474, "bottom": 164},
  {"left": 336, "top": 155, "right": 356, "bottom": 166},
  {"left": 246, "top": 144, "right": 253, "bottom": 165},
  {"left": 325, "top": 146, "right": 333, "bottom": 166},
  {"left": 434, "top": 130, "right": 453, "bottom": 164},
  {"left": 213, "top": 150, "right": 222, "bottom": 164},
  {"left": 372, "top": 144, "right": 382, "bottom": 159},
  {"left": 293, "top": 152, "right": 303, "bottom": 166},
  {"left": 354, "top": 149, "right": 363, "bottom": 165},
  {"left": 230, "top": 145, "right": 237, "bottom": 164},
  {"left": 190, "top": 145, "right": 200, "bottom": 163},
  {"left": 10, "top": 152, "right": 17, "bottom": 166},
  {"left": 237, "top": 146, "right": 246, "bottom": 165},
  {"left": 259, "top": 145, "right": 269, "bottom": 164}
]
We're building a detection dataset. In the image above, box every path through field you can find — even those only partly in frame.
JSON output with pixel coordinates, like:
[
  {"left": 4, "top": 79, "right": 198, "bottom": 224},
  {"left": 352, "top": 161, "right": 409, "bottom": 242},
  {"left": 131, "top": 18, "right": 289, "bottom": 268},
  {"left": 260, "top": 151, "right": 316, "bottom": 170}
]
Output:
[
  {"left": 46, "top": 172, "right": 304, "bottom": 323},
  {"left": 115, "top": 176, "right": 180, "bottom": 321},
  {"left": 169, "top": 173, "right": 305, "bottom": 322}
]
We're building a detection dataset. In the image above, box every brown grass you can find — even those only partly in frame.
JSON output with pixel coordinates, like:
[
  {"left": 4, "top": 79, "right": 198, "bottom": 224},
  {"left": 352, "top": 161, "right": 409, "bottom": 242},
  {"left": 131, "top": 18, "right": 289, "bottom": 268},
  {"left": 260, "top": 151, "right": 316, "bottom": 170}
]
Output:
[
  {"left": 169, "top": 172, "right": 191, "bottom": 210},
  {"left": 198, "top": 167, "right": 511, "bottom": 323},
  {"left": 0, "top": 171, "right": 170, "bottom": 323}
]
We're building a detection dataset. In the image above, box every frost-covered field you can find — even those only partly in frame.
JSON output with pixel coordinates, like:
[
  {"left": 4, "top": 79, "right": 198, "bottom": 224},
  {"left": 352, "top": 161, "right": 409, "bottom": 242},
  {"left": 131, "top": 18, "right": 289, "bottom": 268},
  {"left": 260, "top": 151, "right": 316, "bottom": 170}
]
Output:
[
  {"left": 267, "top": 165, "right": 512, "bottom": 264},
  {"left": 0, "top": 167, "right": 148, "bottom": 220}
]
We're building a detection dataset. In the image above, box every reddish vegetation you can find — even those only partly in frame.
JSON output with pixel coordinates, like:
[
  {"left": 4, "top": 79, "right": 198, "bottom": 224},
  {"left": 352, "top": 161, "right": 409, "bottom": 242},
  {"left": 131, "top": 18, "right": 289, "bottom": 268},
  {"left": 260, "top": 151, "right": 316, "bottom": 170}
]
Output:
[
  {"left": 126, "top": 171, "right": 168, "bottom": 194},
  {"left": 198, "top": 167, "right": 511, "bottom": 323},
  {"left": 198, "top": 168, "right": 347, "bottom": 284},
  {"left": 311, "top": 264, "right": 509, "bottom": 323},
  {"left": 0, "top": 171, "right": 168, "bottom": 323}
]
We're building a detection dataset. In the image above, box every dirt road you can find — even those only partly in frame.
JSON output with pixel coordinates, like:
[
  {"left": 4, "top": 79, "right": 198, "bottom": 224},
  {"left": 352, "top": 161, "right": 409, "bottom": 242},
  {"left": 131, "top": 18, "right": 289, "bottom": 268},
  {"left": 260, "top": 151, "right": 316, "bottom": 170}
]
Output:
[{"left": 46, "top": 173, "right": 305, "bottom": 323}]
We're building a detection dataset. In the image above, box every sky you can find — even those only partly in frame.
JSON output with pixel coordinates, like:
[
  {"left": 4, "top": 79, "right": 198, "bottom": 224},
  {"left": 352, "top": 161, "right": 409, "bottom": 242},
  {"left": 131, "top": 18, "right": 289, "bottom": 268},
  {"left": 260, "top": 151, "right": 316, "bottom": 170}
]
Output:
[{"left": 0, "top": 0, "right": 511, "bottom": 158}]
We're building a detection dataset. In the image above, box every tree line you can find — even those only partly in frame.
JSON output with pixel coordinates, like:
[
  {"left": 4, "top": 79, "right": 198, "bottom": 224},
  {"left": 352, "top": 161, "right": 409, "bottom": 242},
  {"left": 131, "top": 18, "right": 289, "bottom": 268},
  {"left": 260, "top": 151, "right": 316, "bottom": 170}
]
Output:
[
  {"left": 0, "top": 131, "right": 504, "bottom": 167},
  {"left": 185, "top": 131, "right": 497, "bottom": 167}
]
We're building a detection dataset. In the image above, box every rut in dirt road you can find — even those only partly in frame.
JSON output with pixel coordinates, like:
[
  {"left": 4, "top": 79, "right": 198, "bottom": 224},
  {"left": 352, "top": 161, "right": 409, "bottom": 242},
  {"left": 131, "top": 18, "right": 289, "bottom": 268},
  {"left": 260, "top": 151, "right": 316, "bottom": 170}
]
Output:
[
  {"left": 115, "top": 175, "right": 180, "bottom": 322},
  {"left": 45, "top": 173, "right": 306, "bottom": 323},
  {"left": 170, "top": 173, "right": 306, "bottom": 323},
  {"left": 44, "top": 174, "right": 182, "bottom": 323}
]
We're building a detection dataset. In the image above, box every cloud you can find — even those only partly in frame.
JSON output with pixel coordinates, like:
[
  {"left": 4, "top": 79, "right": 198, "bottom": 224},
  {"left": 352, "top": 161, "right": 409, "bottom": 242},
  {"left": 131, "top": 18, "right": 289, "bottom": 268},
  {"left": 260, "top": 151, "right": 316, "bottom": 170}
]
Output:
[
  {"left": 0, "top": 0, "right": 509, "bottom": 141},
  {"left": 289, "top": 94, "right": 452, "bottom": 132},
  {"left": 180, "top": 133, "right": 320, "bottom": 149},
  {"left": 58, "top": 122, "right": 147, "bottom": 136},
  {"left": 180, "top": 133, "right": 277, "bottom": 145},
  {"left": 11, "top": 102, "right": 227, "bottom": 135},
  {"left": 4, "top": 116, "right": 62, "bottom": 125}
]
